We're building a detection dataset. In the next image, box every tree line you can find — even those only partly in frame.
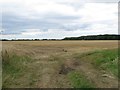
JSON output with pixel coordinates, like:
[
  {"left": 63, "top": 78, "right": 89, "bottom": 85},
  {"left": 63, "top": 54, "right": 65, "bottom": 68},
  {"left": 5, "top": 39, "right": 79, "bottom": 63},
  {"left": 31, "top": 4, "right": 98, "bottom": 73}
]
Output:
[
  {"left": 62, "top": 34, "right": 120, "bottom": 40},
  {"left": 1, "top": 39, "right": 61, "bottom": 41},
  {"left": 1, "top": 34, "right": 120, "bottom": 41}
]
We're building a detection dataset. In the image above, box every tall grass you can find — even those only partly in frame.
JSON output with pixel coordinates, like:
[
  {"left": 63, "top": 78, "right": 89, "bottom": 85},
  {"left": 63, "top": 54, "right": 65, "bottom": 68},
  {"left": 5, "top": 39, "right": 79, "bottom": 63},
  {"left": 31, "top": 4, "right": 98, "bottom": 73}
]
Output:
[{"left": 2, "top": 50, "right": 32, "bottom": 88}]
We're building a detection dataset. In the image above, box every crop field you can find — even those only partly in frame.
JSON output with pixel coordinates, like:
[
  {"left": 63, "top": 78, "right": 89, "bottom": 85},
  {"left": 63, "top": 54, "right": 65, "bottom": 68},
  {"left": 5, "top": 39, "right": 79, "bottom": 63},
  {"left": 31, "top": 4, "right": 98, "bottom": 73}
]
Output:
[{"left": 2, "top": 40, "right": 119, "bottom": 88}]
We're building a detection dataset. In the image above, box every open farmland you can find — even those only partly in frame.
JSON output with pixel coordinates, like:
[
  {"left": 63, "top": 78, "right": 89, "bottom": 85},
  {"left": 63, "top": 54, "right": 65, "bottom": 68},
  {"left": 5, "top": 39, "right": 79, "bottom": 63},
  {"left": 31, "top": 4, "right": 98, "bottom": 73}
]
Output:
[{"left": 2, "top": 40, "right": 119, "bottom": 88}]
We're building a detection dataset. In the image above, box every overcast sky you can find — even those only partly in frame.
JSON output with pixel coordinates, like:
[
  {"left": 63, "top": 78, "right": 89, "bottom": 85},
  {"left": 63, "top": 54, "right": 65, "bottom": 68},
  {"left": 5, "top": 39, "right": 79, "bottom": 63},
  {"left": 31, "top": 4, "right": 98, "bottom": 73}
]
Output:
[{"left": 1, "top": 0, "right": 118, "bottom": 39}]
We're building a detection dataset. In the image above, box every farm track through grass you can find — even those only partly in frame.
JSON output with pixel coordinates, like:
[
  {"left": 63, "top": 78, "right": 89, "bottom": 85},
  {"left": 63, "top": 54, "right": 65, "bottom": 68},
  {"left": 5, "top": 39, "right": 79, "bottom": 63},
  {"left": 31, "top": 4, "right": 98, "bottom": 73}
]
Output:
[{"left": 2, "top": 41, "right": 119, "bottom": 88}]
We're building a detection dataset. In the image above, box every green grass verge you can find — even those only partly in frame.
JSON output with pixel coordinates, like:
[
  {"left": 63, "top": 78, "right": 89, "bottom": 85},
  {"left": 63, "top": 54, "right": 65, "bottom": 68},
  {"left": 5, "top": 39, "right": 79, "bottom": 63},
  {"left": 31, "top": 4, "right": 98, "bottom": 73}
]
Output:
[
  {"left": 2, "top": 51, "right": 32, "bottom": 88},
  {"left": 92, "top": 49, "right": 118, "bottom": 77},
  {"left": 74, "top": 49, "right": 118, "bottom": 77},
  {"left": 68, "top": 71, "right": 94, "bottom": 88}
]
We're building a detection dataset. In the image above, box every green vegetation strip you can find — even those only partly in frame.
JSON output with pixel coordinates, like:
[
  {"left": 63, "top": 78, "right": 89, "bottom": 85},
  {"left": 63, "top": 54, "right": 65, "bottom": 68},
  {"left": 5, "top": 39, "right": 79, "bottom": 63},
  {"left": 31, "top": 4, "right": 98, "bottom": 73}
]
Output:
[
  {"left": 94, "top": 49, "right": 118, "bottom": 76},
  {"left": 2, "top": 51, "right": 32, "bottom": 88},
  {"left": 68, "top": 71, "right": 94, "bottom": 88},
  {"left": 75, "top": 49, "right": 118, "bottom": 77}
]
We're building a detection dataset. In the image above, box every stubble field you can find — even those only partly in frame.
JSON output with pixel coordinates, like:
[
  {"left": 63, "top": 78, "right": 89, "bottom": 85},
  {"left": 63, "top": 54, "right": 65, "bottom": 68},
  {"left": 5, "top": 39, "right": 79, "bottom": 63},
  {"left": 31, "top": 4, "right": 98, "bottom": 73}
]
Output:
[{"left": 2, "top": 40, "right": 119, "bottom": 88}]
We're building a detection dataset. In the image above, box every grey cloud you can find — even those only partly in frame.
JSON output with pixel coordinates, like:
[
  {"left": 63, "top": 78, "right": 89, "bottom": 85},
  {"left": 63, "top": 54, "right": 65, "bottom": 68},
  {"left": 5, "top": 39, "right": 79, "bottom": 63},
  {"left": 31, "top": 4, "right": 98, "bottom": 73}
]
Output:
[{"left": 2, "top": 11, "right": 84, "bottom": 35}]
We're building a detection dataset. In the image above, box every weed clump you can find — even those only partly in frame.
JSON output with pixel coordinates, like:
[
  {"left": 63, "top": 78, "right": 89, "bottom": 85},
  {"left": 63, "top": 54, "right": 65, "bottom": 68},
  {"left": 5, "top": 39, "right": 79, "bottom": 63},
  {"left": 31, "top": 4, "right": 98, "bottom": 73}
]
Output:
[
  {"left": 62, "top": 49, "right": 67, "bottom": 52},
  {"left": 2, "top": 50, "right": 10, "bottom": 64},
  {"left": 68, "top": 71, "right": 94, "bottom": 88}
]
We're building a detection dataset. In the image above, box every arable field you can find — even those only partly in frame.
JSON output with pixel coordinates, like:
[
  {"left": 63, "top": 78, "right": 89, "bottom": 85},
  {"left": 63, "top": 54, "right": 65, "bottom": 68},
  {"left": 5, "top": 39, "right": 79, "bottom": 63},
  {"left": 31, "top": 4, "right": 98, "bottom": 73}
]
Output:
[{"left": 2, "top": 40, "right": 119, "bottom": 88}]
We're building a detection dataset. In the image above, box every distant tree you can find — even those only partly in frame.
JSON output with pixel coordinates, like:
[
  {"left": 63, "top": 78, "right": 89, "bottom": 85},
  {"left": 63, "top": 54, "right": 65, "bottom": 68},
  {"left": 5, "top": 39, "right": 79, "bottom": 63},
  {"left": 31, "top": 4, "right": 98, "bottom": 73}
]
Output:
[{"left": 42, "top": 39, "right": 48, "bottom": 40}]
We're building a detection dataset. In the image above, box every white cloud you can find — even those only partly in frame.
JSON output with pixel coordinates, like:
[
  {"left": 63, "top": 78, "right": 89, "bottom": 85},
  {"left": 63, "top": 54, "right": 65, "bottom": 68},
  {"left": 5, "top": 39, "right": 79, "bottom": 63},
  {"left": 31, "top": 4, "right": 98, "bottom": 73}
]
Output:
[{"left": 76, "top": 3, "right": 117, "bottom": 22}]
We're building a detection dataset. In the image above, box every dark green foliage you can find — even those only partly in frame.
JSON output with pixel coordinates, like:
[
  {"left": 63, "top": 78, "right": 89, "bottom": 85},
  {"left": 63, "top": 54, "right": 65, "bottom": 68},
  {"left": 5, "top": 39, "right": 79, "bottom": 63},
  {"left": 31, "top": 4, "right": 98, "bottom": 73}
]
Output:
[{"left": 63, "top": 34, "right": 120, "bottom": 40}]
